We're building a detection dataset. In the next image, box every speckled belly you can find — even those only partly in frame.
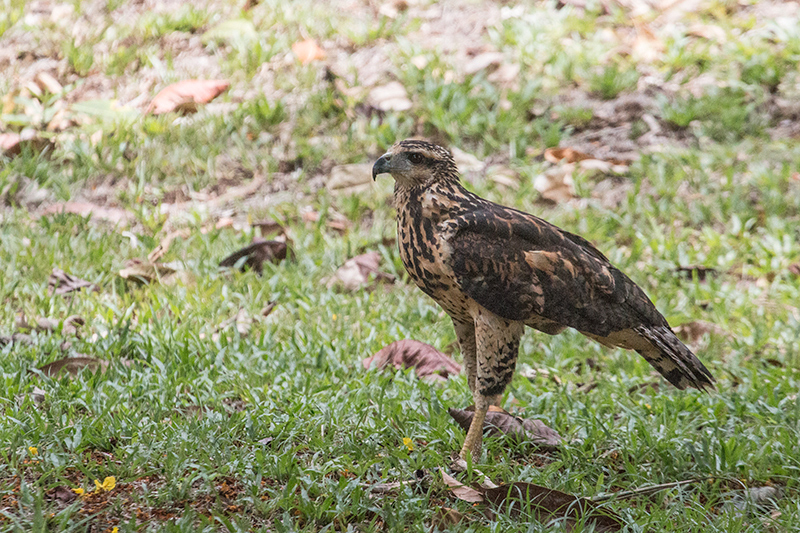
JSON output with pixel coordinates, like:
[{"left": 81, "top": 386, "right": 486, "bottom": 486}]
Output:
[{"left": 398, "top": 222, "right": 473, "bottom": 322}]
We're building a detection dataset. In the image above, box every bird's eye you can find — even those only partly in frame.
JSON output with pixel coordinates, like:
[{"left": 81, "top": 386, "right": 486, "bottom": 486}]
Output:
[{"left": 408, "top": 152, "right": 424, "bottom": 164}]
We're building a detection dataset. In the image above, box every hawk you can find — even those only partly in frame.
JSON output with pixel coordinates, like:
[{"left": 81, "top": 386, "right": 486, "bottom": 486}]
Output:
[{"left": 372, "top": 139, "right": 714, "bottom": 460}]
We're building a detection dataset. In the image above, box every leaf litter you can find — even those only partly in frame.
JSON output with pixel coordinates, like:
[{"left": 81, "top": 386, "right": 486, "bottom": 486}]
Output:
[
  {"left": 440, "top": 470, "right": 623, "bottom": 532},
  {"left": 219, "top": 239, "right": 291, "bottom": 274},
  {"left": 362, "top": 339, "right": 461, "bottom": 382},
  {"left": 146, "top": 79, "right": 231, "bottom": 115},
  {"left": 325, "top": 251, "right": 395, "bottom": 291},
  {"left": 48, "top": 267, "right": 99, "bottom": 295},
  {"left": 448, "top": 405, "right": 563, "bottom": 450}
]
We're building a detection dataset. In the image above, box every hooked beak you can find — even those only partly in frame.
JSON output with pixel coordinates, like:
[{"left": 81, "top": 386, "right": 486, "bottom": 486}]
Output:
[{"left": 372, "top": 153, "right": 392, "bottom": 181}]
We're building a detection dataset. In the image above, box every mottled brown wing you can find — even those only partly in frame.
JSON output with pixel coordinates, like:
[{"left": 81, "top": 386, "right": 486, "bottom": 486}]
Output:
[{"left": 445, "top": 206, "right": 667, "bottom": 337}]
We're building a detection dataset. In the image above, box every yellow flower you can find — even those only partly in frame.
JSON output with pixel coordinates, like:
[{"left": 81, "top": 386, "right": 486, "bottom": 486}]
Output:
[
  {"left": 72, "top": 487, "right": 85, "bottom": 495},
  {"left": 332, "top": 314, "right": 337, "bottom": 321},
  {"left": 403, "top": 437, "right": 414, "bottom": 451},
  {"left": 112, "top": 528, "right": 119, "bottom": 533},
  {"left": 28, "top": 446, "right": 38, "bottom": 456},
  {"left": 94, "top": 476, "right": 116, "bottom": 492}
]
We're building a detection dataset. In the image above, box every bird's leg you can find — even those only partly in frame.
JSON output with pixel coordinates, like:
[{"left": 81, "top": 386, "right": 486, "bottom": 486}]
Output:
[
  {"left": 460, "top": 312, "right": 523, "bottom": 461},
  {"left": 452, "top": 319, "right": 477, "bottom": 394}
]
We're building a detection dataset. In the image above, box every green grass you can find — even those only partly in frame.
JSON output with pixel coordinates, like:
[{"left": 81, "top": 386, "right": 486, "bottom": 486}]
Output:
[{"left": 2, "top": 0, "right": 800, "bottom": 531}]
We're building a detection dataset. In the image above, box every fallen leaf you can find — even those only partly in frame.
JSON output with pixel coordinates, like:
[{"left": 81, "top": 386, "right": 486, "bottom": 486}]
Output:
[
  {"left": 464, "top": 52, "right": 505, "bottom": 75},
  {"left": 219, "top": 239, "right": 289, "bottom": 274},
  {"left": 451, "top": 147, "right": 485, "bottom": 174},
  {"left": 16, "top": 314, "right": 84, "bottom": 336},
  {"left": 327, "top": 163, "right": 374, "bottom": 194},
  {"left": 544, "top": 147, "right": 593, "bottom": 164},
  {"left": 0, "top": 129, "right": 52, "bottom": 158},
  {"left": 146, "top": 79, "right": 230, "bottom": 115},
  {"left": 36, "top": 356, "right": 109, "bottom": 377},
  {"left": 253, "top": 218, "right": 287, "bottom": 238},
  {"left": 119, "top": 259, "right": 186, "bottom": 285},
  {"left": 147, "top": 228, "right": 191, "bottom": 263},
  {"left": 448, "top": 406, "right": 562, "bottom": 450},
  {"left": 787, "top": 263, "right": 800, "bottom": 277},
  {"left": 292, "top": 39, "right": 326, "bottom": 64},
  {"left": 326, "top": 251, "right": 395, "bottom": 291},
  {"left": 0, "top": 333, "right": 33, "bottom": 347},
  {"left": 368, "top": 82, "right": 412, "bottom": 112},
  {"left": 47, "top": 486, "right": 77, "bottom": 505},
  {"left": 35, "top": 72, "right": 63, "bottom": 94},
  {"left": 48, "top": 268, "right": 99, "bottom": 295},
  {"left": 41, "top": 201, "right": 132, "bottom": 225},
  {"left": 534, "top": 165, "right": 576, "bottom": 203},
  {"left": 362, "top": 339, "right": 461, "bottom": 382},
  {"left": 441, "top": 470, "right": 483, "bottom": 503},
  {"left": 482, "top": 482, "right": 623, "bottom": 531},
  {"left": 432, "top": 507, "right": 466, "bottom": 527}
]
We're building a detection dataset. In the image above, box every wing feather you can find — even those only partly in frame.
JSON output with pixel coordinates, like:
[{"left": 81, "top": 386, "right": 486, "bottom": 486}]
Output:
[{"left": 445, "top": 205, "right": 666, "bottom": 336}]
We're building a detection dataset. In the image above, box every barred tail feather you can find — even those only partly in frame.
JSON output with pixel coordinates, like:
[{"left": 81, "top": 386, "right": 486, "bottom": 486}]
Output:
[{"left": 634, "top": 325, "right": 715, "bottom": 391}]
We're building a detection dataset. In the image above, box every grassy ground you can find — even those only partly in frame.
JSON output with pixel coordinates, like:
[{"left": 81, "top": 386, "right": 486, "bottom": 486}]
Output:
[{"left": 2, "top": 0, "right": 800, "bottom": 531}]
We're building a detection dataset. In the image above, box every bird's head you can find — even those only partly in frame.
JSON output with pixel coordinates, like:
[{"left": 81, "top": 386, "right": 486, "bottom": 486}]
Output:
[{"left": 372, "top": 139, "right": 458, "bottom": 188}]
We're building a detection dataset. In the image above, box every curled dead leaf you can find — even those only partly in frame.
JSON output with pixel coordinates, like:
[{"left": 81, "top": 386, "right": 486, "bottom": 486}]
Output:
[
  {"left": 326, "top": 251, "right": 395, "bottom": 291},
  {"left": 219, "top": 239, "right": 290, "bottom": 274},
  {"left": 147, "top": 79, "right": 230, "bottom": 115},
  {"left": 544, "top": 147, "right": 593, "bottom": 164},
  {"left": 534, "top": 165, "right": 576, "bottom": 204},
  {"left": 292, "top": 39, "right": 326, "bottom": 64},
  {"left": 448, "top": 406, "right": 562, "bottom": 450},
  {"left": 119, "top": 259, "right": 191, "bottom": 286},
  {"left": 441, "top": 470, "right": 483, "bottom": 503},
  {"left": 48, "top": 268, "right": 99, "bottom": 295},
  {"left": 362, "top": 339, "right": 461, "bottom": 382}
]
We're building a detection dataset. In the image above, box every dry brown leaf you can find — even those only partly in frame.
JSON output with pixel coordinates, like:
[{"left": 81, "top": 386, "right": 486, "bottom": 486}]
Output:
[
  {"left": 253, "top": 218, "right": 287, "bottom": 238},
  {"left": 362, "top": 339, "right": 461, "bottom": 382},
  {"left": 36, "top": 356, "right": 109, "bottom": 377},
  {"left": 534, "top": 165, "right": 576, "bottom": 204},
  {"left": 544, "top": 147, "right": 593, "bottom": 164},
  {"left": 441, "top": 470, "right": 483, "bottom": 503},
  {"left": 47, "top": 486, "right": 78, "bottom": 505},
  {"left": 0, "top": 129, "right": 52, "bottom": 158},
  {"left": 432, "top": 507, "right": 466, "bottom": 527},
  {"left": 326, "top": 251, "right": 395, "bottom": 291},
  {"left": 41, "top": 201, "right": 132, "bottom": 225},
  {"left": 35, "top": 72, "right": 63, "bottom": 94},
  {"left": 147, "top": 79, "right": 230, "bottom": 115},
  {"left": 292, "top": 39, "right": 326, "bottom": 64},
  {"left": 48, "top": 268, "right": 99, "bottom": 295},
  {"left": 448, "top": 406, "right": 562, "bottom": 450},
  {"left": 368, "top": 82, "right": 412, "bottom": 112},
  {"left": 482, "top": 482, "right": 623, "bottom": 531},
  {"left": 119, "top": 259, "right": 180, "bottom": 285},
  {"left": 219, "top": 239, "right": 290, "bottom": 274},
  {"left": 464, "top": 52, "right": 505, "bottom": 75},
  {"left": 17, "top": 314, "right": 84, "bottom": 336}
]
